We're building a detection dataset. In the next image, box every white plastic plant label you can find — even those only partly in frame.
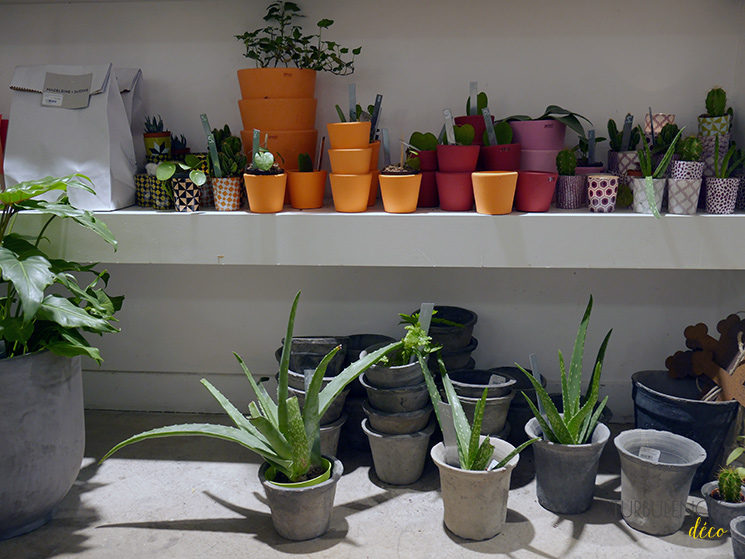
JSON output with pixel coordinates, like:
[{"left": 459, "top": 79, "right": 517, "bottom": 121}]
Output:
[
  {"left": 42, "top": 72, "right": 92, "bottom": 109},
  {"left": 638, "top": 446, "right": 661, "bottom": 463}
]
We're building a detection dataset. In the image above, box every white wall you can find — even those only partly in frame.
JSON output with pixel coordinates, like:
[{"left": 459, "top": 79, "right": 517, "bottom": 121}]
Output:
[{"left": 2, "top": 0, "right": 745, "bottom": 421}]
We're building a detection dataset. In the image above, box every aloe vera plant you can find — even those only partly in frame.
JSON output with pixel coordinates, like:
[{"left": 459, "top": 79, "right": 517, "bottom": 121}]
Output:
[
  {"left": 100, "top": 292, "right": 402, "bottom": 482},
  {"left": 636, "top": 124, "right": 683, "bottom": 218},
  {"left": 516, "top": 296, "right": 612, "bottom": 446},
  {"left": 713, "top": 137, "right": 745, "bottom": 179}
]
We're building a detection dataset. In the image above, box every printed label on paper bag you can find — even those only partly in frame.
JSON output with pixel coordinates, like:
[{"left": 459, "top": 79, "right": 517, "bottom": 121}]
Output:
[
  {"left": 638, "top": 446, "right": 661, "bottom": 463},
  {"left": 42, "top": 72, "right": 93, "bottom": 109}
]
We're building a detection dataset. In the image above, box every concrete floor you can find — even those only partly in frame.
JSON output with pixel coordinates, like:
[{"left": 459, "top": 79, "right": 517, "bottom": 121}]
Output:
[{"left": 0, "top": 411, "right": 734, "bottom": 559}]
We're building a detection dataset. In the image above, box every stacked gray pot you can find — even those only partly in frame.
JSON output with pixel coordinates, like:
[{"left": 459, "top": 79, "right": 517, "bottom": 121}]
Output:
[
  {"left": 276, "top": 336, "right": 351, "bottom": 457},
  {"left": 449, "top": 368, "right": 516, "bottom": 439},
  {"left": 360, "top": 344, "right": 434, "bottom": 485},
  {"left": 426, "top": 306, "right": 479, "bottom": 371}
]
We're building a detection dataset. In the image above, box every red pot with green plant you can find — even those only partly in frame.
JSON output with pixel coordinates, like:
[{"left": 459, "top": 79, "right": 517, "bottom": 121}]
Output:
[
  {"left": 407, "top": 131, "right": 438, "bottom": 206},
  {"left": 480, "top": 120, "right": 521, "bottom": 171},
  {"left": 436, "top": 124, "right": 479, "bottom": 173}
]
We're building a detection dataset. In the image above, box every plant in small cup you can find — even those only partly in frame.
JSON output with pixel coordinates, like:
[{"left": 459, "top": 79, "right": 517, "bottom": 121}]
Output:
[
  {"left": 408, "top": 131, "right": 438, "bottom": 170},
  {"left": 155, "top": 154, "right": 208, "bottom": 212},
  {"left": 554, "top": 148, "right": 585, "bottom": 209},
  {"left": 436, "top": 123, "right": 478, "bottom": 172},
  {"left": 244, "top": 138, "right": 287, "bottom": 213},
  {"left": 704, "top": 138, "right": 745, "bottom": 215},
  {"left": 573, "top": 131, "right": 606, "bottom": 173},
  {"left": 455, "top": 90, "right": 491, "bottom": 146},
  {"left": 377, "top": 141, "right": 422, "bottom": 214},
  {"left": 480, "top": 120, "right": 521, "bottom": 172},
  {"left": 143, "top": 114, "right": 171, "bottom": 161},
  {"left": 209, "top": 125, "right": 247, "bottom": 211},
  {"left": 101, "top": 291, "right": 402, "bottom": 540},
  {"left": 701, "top": 440, "right": 745, "bottom": 529},
  {"left": 633, "top": 124, "right": 683, "bottom": 217},
  {"left": 517, "top": 295, "right": 612, "bottom": 514},
  {"left": 607, "top": 117, "right": 641, "bottom": 208},
  {"left": 287, "top": 152, "right": 327, "bottom": 209},
  {"left": 699, "top": 87, "right": 733, "bottom": 137},
  {"left": 170, "top": 134, "right": 190, "bottom": 161},
  {"left": 505, "top": 105, "right": 592, "bottom": 150},
  {"left": 666, "top": 136, "right": 704, "bottom": 215}
]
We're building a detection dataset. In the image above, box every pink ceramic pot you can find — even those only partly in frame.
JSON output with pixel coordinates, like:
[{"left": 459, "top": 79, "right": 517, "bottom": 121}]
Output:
[
  {"left": 455, "top": 115, "right": 493, "bottom": 146},
  {"left": 479, "top": 144, "right": 521, "bottom": 172},
  {"left": 436, "top": 145, "right": 480, "bottom": 173},
  {"left": 418, "top": 171, "right": 438, "bottom": 207},
  {"left": 514, "top": 171, "right": 557, "bottom": 212},
  {"left": 520, "top": 149, "right": 560, "bottom": 173},
  {"left": 510, "top": 120, "right": 566, "bottom": 150},
  {"left": 436, "top": 171, "right": 474, "bottom": 211}
]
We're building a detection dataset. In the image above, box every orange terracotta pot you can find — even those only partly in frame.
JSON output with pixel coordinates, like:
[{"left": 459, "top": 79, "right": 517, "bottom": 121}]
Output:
[
  {"left": 328, "top": 148, "right": 372, "bottom": 174},
  {"left": 240, "top": 129, "right": 317, "bottom": 171},
  {"left": 243, "top": 172, "right": 287, "bottom": 213},
  {"left": 472, "top": 171, "right": 519, "bottom": 215},
  {"left": 369, "top": 140, "right": 381, "bottom": 171},
  {"left": 236, "top": 68, "right": 316, "bottom": 99},
  {"left": 326, "top": 122, "right": 371, "bottom": 149},
  {"left": 329, "top": 173, "right": 372, "bottom": 212},
  {"left": 238, "top": 98, "right": 317, "bottom": 131},
  {"left": 368, "top": 169, "right": 380, "bottom": 207},
  {"left": 287, "top": 170, "right": 327, "bottom": 209},
  {"left": 379, "top": 173, "right": 422, "bottom": 214}
]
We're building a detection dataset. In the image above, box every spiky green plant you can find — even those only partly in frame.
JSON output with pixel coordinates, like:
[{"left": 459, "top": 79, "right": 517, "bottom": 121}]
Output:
[
  {"left": 718, "top": 467, "right": 744, "bottom": 503},
  {"left": 100, "top": 292, "right": 402, "bottom": 482},
  {"left": 556, "top": 149, "right": 577, "bottom": 176},
  {"left": 608, "top": 118, "right": 640, "bottom": 152},
  {"left": 575, "top": 133, "right": 606, "bottom": 164},
  {"left": 651, "top": 123, "right": 680, "bottom": 155},
  {"left": 212, "top": 124, "right": 232, "bottom": 148},
  {"left": 636, "top": 124, "right": 683, "bottom": 218},
  {"left": 297, "top": 153, "right": 314, "bottom": 172},
  {"left": 334, "top": 102, "right": 376, "bottom": 123},
  {"left": 217, "top": 136, "right": 247, "bottom": 178},
  {"left": 144, "top": 115, "right": 164, "bottom": 133},
  {"left": 516, "top": 296, "right": 612, "bottom": 445},
  {"left": 705, "top": 87, "right": 728, "bottom": 117},
  {"left": 171, "top": 134, "right": 188, "bottom": 152},
  {"left": 713, "top": 137, "right": 745, "bottom": 179},
  {"left": 677, "top": 136, "right": 703, "bottom": 162}
]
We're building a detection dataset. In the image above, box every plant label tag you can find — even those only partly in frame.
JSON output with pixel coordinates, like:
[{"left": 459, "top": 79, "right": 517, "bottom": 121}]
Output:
[
  {"left": 381, "top": 128, "right": 391, "bottom": 166},
  {"left": 348, "top": 83, "right": 357, "bottom": 122},
  {"left": 638, "top": 446, "right": 661, "bottom": 463},
  {"left": 443, "top": 109, "right": 456, "bottom": 145},
  {"left": 42, "top": 72, "right": 92, "bottom": 109},
  {"left": 587, "top": 129, "right": 596, "bottom": 163},
  {"left": 469, "top": 81, "right": 478, "bottom": 116},
  {"left": 482, "top": 108, "right": 497, "bottom": 146},
  {"left": 621, "top": 113, "right": 633, "bottom": 150}
]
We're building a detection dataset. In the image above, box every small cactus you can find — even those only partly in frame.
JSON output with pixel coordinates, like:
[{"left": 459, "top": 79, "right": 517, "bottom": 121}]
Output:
[
  {"left": 705, "top": 87, "right": 728, "bottom": 117},
  {"left": 556, "top": 148, "right": 576, "bottom": 176},
  {"left": 677, "top": 136, "right": 702, "bottom": 162},
  {"left": 171, "top": 134, "right": 188, "bottom": 151},
  {"left": 718, "top": 467, "right": 744, "bottom": 503},
  {"left": 297, "top": 153, "right": 314, "bottom": 172},
  {"left": 216, "top": 134, "right": 247, "bottom": 177},
  {"left": 608, "top": 117, "right": 640, "bottom": 152},
  {"left": 212, "top": 124, "right": 232, "bottom": 147}
]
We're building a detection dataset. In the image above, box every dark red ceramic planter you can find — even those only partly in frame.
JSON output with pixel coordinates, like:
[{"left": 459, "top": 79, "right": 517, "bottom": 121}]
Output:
[
  {"left": 414, "top": 150, "right": 437, "bottom": 172},
  {"left": 455, "top": 115, "right": 493, "bottom": 146},
  {"left": 514, "top": 171, "right": 558, "bottom": 212},
  {"left": 436, "top": 171, "right": 474, "bottom": 211},
  {"left": 436, "top": 145, "right": 480, "bottom": 173},
  {"left": 418, "top": 171, "right": 438, "bottom": 207},
  {"left": 479, "top": 144, "right": 521, "bottom": 171}
]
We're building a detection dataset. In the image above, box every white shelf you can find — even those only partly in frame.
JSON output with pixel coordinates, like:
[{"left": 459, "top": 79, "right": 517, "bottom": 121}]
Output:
[{"left": 19, "top": 205, "right": 745, "bottom": 269}]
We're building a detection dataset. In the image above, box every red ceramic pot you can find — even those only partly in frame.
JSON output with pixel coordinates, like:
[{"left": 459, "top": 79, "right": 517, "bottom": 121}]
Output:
[
  {"left": 436, "top": 171, "right": 474, "bottom": 211},
  {"left": 455, "top": 115, "right": 493, "bottom": 146},
  {"left": 510, "top": 120, "right": 566, "bottom": 150},
  {"left": 479, "top": 144, "right": 521, "bottom": 171},
  {"left": 436, "top": 145, "right": 480, "bottom": 173},
  {"left": 418, "top": 171, "right": 438, "bottom": 207},
  {"left": 414, "top": 150, "right": 438, "bottom": 172},
  {"left": 514, "top": 171, "right": 558, "bottom": 212}
]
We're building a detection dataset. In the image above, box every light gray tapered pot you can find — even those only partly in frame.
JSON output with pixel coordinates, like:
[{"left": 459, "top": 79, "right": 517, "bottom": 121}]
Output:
[
  {"left": 731, "top": 516, "right": 745, "bottom": 559},
  {"left": 525, "top": 417, "right": 610, "bottom": 514},
  {"left": 362, "top": 418, "right": 434, "bottom": 485},
  {"left": 702, "top": 481, "right": 745, "bottom": 529}
]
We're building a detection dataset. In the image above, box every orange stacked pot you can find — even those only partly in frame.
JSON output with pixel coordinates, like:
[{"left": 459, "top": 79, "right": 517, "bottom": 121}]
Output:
[
  {"left": 237, "top": 68, "right": 318, "bottom": 171},
  {"left": 327, "top": 121, "right": 374, "bottom": 212}
]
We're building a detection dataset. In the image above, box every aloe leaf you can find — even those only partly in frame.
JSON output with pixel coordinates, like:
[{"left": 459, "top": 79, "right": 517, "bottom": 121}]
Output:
[
  {"left": 248, "top": 410, "right": 293, "bottom": 461},
  {"left": 494, "top": 437, "right": 540, "bottom": 470},
  {"left": 419, "top": 352, "right": 444, "bottom": 426},
  {"left": 517, "top": 364, "right": 573, "bottom": 443},
  {"left": 334, "top": 104, "right": 346, "bottom": 122},
  {"left": 652, "top": 127, "right": 683, "bottom": 178},
  {"left": 644, "top": 176, "right": 661, "bottom": 218},
  {"left": 584, "top": 329, "right": 612, "bottom": 404},
  {"left": 441, "top": 364, "right": 473, "bottom": 468},
  {"left": 559, "top": 350, "right": 569, "bottom": 419},
  {"left": 278, "top": 291, "right": 301, "bottom": 432},
  {"left": 284, "top": 397, "right": 310, "bottom": 479},
  {"left": 567, "top": 297, "right": 593, "bottom": 417},
  {"left": 234, "top": 352, "right": 278, "bottom": 428},
  {"left": 523, "top": 394, "right": 560, "bottom": 442},
  {"left": 303, "top": 345, "right": 340, "bottom": 465},
  {"left": 200, "top": 378, "right": 266, "bottom": 437},
  {"left": 579, "top": 395, "right": 608, "bottom": 444},
  {"left": 471, "top": 438, "right": 495, "bottom": 471},
  {"left": 467, "top": 388, "right": 489, "bottom": 467}
]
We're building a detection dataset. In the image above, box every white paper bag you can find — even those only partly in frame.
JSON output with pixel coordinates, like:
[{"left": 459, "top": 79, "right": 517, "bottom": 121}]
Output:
[
  {"left": 115, "top": 68, "right": 145, "bottom": 171},
  {"left": 5, "top": 63, "right": 136, "bottom": 210}
]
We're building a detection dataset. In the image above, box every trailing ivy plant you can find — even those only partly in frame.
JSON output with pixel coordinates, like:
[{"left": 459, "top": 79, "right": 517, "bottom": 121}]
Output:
[
  {"left": 0, "top": 174, "right": 122, "bottom": 362},
  {"left": 236, "top": 1, "right": 361, "bottom": 75}
]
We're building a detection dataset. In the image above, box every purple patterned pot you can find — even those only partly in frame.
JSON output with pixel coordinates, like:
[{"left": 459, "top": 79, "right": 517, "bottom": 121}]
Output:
[
  {"left": 669, "top": 160, "right": 704, "bottom": 181},
  {"left": 555, "top": 175, "right": 586, "bottom": 209},
  {"left": 705, "top": 177, "right": 739, "bottom": 214},
  {"left": 735, "top": 175, "right": 745, "bottom": 211},
  {"left": 587, "top": 174, "right": 618, "bottom": 213}
]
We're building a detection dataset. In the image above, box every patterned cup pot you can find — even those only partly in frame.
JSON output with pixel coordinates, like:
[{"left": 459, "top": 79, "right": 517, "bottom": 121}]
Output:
[
  {"left": 199, "top": 180, "right": 214, "bottom": 208},
  {"left": 172, "top": 177, "right": 200, "bottom": 212},
  {"left": 669, "top": 160, "right": 704, "bottom": 181},
  {"left": 667, "top": 178, "right": 702, "bottom": 215},
  {"left": 735, "top": 176, "right": 745, "bottom": 211},
  {"left": 212, "top": 177, "right": 243, "bottom": 211},
  {"left": 644, "top": 113, "right": 675, "bottom": 135},
  {"left": 698, "top": 114, "right": 731, "bottom": 137},
  {"left": 555, "top": 175, "right": 586, "bottom": 209},
  {"left": 705, "top": 177, "right": 739, "bottom": 214},
  {"left": 631, "top": 177, "right": 665, "bottom": 214},
  {"left": 586, "top": 174, "right": 618, "bottom": 213}
]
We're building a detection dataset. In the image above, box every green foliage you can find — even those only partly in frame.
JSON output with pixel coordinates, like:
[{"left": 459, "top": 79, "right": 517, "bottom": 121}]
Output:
[
  {"left": 676, "top": 136, "right": 703, "bottom": 162},
  {"left": 170, "top": 134, "right": 188, "bottom": 151},
  {"left": 575, "top": 134, "right": 606, "bottom": 163},
  {"left": 516, "top": 296, "right": 611, "bottom": 445},
  {"left": 636, "top": 124, "right": 682, "bottom": 179},
  {"left": 713, "top": 137, "right": 745, "bottom": 179},
  {"left": 394, "top": 311, "right": 441, "bottom": 366},
  {"left": 718, "top": 467, "right": 743, "bottom": 503},
  {"left": 506, "top": 105, "right": 592, "bottom": 137},
  {"left": 100, "top": 292, "right": 402, "bottom": 482},
  {"left": 466, "top": 91, "right": 488, "bottom": 116},
  {"left": 482, "top": 121, "right": 514, "bottom": 146},
  {"left": 608, "top": 118, "right": 641, "bottom": 152},
  {"left": 409, "top": 132, "right": 438, "bottom": 152},
  {"left": 212, "top": 124, "right": 232, "bottom": 148},
  {"left": 144, "top": 115, "right": 164, "bottom": 133},
  {"left": 156, "top": 154, "right": 208, "bottom": 187},
  {"left": 334, "top": 102, "right": 376, "bottom": 123},
  {"left": 298, "top": 153, "right": 314, "bottom": 172},
  {"left": 726, "top": 437, "right": 745, "bottom": 483},
  {"left": 253, "top": 148, "right": 276, "bottom": 171},
  {"left": 705, "top": 87, "right": 728, "bottom": 117},
  {"left": 442, "top": 124, "right": 475, "bottom": 146},
  {"left": 236, "top": 1, "right": 361, "bottom": 75},
  {"left": 651, "top": 123, "right": 680, "bottom": 155},
  {"left": 556, "top": 148, "right": 577, "bottom": 176},
  {"left": 0, "top": 175, "right": 121, "bottom": 363}
]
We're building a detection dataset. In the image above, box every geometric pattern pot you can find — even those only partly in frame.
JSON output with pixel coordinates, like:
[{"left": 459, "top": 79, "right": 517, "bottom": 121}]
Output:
[
  {"left": 644, "top": 112, "right": 675, "bottom": 135},
  {"left": 587, "top": 174, "right": 618, "bottom": 213},
  {"left": 667, "top": 178, "right": 702, "bottom": 215},
  {"left": 705, "top": 177, "right": 739, "bottom": 214},
  {"left": 669, "top": 160, "right": 704, "bottom": 181},
  {"left": 134, "top": 174, "right": 173, "bottom": 210},
  {"left": 630, "top": 177, "right": 665, "bottom": 214},
  {"left": 555, "top": 175, "right": 586, "bottom": 209},
  {"left": 172, "top": 178, "right": 200, "bottom": 212},
  {"left": 212, "top": 177, "right": 243, "bottom": 211},
  {"left": 199, "top": 180, "right": 214, "bottom": 208},
  {"left": 698, "top": 114, "right": 731, "bottom": 137}
]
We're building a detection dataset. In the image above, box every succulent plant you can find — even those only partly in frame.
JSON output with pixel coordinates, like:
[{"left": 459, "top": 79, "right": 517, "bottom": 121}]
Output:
[
  {"left": 409, "top": 131, "right": 438, "bottom": 152},
  {"left": 171, "top": 134, "right": 188, "bottom": 151},
  {"left": 607, "top": 118, "right": 640, "bottom": 152},
  {"left": 297, "top": 153, "right": 314, "bottom": 172},
  {"left": 482, "top": 120, "right": 514, "bottom": 146},
  {"left": 212, "top": 124, "right": 232, "bottom": 147},
  {"left": 442, "top": 124, "right": 475, "bottom": 146},
  {"left": 718, "top": 467, "right": 744, "bottom": 503},
  {"left": 335, "top": 102, "right": 376, "bottom": 123},
  {"left": 465, "top": 91, "right": 488, "bottom": 116},
  {"left": 575, "top": 133, "right": 606, "bottom": 163},
  {"left": 253, "top": 149, "right": 276, "bottom": 172},
  {"left": 705, "top": 87, "right": 728, "bottom": 118},
  {"left": 676, "top": 136, "right": 703, "bottom": 162},
  {"left": 637, "top": 124, "right": 683, "bottom": 179},
  {"left": 713, "top": 137, "right": 745, "bottom": 179},
  {"left": 556, "top": 148, "right": 577, "bottom": 176},
  {"left": 218, "top": 136, "right": 248, "bottom": 177},
  {"left": 144, "top": 114, "right": 165, "bottom": 133}
]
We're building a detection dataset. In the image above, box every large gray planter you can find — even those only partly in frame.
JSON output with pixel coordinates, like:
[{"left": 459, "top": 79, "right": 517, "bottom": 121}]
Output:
[
  {"left": 0, "top": 352, "right": 84, "bottom": 540},
  {"left": 614, "top": 429, "right": 706, "bottom": 535},
  {"left": 450, "top": 368, "right": 516, "bottom": 398},
  {"left": 359, "top": 373, "right": 429, "bottom": 413},
  {"left": 458, "top": 391, "right": 514, "bottom": 435},
  {"left": 702, "top": 480, "right": 745, "bottom": 529},
  {"left": 259, "top": 456, "right": 343, "bottom": 540},
  {"left": 430, "top": 438, "right": 519, "bottom": 540},
  {"left": 362, "top": 418, "right": 434, "bottom": 485},
  {"left": 525, "top": 417, "right": 610, "bottom": 514},
  {"left": 424, "top": 305, "right": 478, "bottom": 351},
  {"left": 731, "top": 516, "right": 745, "bottom": 559},
  {"left": 362, "top": 399, "right": 433, "bottom": 435}
]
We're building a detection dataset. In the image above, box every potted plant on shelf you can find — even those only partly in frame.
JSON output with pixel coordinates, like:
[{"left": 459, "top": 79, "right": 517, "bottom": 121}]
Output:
[
  {"left": 704, "top": 138, "right": 745, "bottom": 214},
  {"left": 243, "top": 136, "right": 287, "bottom": 214},
  {"left": 436, "top": 122, "right": 479, "bottom": 211},
  {"left": 0, "top": 174, "right": 122, "bottom": 540},
  {"left": 155, "top": 154, "right": 208, "bottom": 212},
  {"left": 170, "top": 133, "right": 190, "bottom": 161},
  {"left": 632, "top": 124, "right": 683, "bottom": 216},
  {"left": 455, "top": 89, "right": 492, "bottom": 146},
  {"left": 699, "top": 87, "right": 733, "bottom": 137},
  {"left": 607, "top": 115, "right": 641, "bottom": 208},
  {"left": 554, "top": 148, "right": 585, "bottom": 209},
  {"left": 517, "top": 295, "right": 612, "bottom": 515},
  {"left": 378, "top": 142, "right": 422, "bottom": 214},
  {"left": 209, "top": 125, "right": 247, "bottom": 212},
  {"left": 480, "top": 120, "right": 521, "bottom": 172},
  {"left": 287, "top": 151, "right": 327, "bottom": 210},
  {"left": 100, "top": 291, "right": 401, "bottom": 541},
  {"left": 667, "top": 135, "right": 704, "bottom": 215},
  {"left": 143, "top": 114, "right": 171, "bottom": 163},
  {"left": 702, "top": 443, "right": 745, "bottom": 529},
  {"left": 408, "top": 131, "right": 439, "bottom": 206},
  {"left": 573, "top": 130, "right": 606, "bottom": 175},
  {"left": 505, "top": 105, "right": 592, "bottom": 151}
]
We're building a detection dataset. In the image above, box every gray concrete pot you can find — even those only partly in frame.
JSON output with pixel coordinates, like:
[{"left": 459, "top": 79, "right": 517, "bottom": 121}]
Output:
[
  {"left": 259, "top": 456, "right": 343, "bottom": 541},
  {"left": 731, "top": 516, "right": 745, "bottom": 559},
  {"left": 457, "top": 391, "right": 514, "bottom": 435},
  {"left": 702, "top": 481, "right": 745, "bottom": 529},
  {"left": 362, "top": 418, "right": 435, "bottom": 485},
  {"left": 362, "top": 399, "right": 433, "bottom": 435},
  {"left": 421, "top": 305, "right": 478, "bottom": 351},
  {"left": 525, "top": 417, "right": 610, "bottom": 514},
  {"left": 614, "top": 429, "right": 706, "bottom": 535},
  {"left": 436, "top": 336, "right": 478, "bottom": 370},
  {"left": 360, "top": 345, "right": 424, "bottom": 388},
  {"left": 320, "top": 413, "right": 347, "bottom": 458},
  {"left": 277, "top": 336, "right": 350, "bottom": 377},
  {"left": 287, "top": 385, "right": 350, "bottom": 425},
  {"left": 450, "top": 368, "right": 516, "bottom": 398},
  {"left": 430, "top": 438, "right": 519, "bottom": 540},
  {"left": 0, "top": 352, "right": 84, "bottom": 540},
  {"left": 286, "top": 368, "right": 335, "bottom": 391},
  {"left": 359, "top": 373, "right": 429, "bottom": 413}
]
